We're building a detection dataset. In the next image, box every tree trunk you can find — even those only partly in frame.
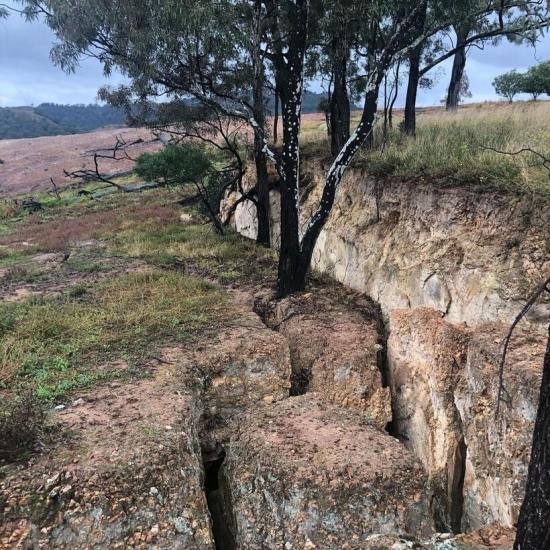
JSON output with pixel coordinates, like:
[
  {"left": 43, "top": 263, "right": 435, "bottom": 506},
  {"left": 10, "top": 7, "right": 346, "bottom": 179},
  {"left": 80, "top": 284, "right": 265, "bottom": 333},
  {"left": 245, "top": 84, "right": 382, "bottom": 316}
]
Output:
[
  {"left": 252, "top": 0, "right": 270, "bottom": 247},
  {"left": 329, "top": 48, "right": 350, "bottom": 158},
  {"left": 402, "top": 4, "right": 427, "bottom": 136},
  {"left": 273, "top": 87, "right": 279, "bottom": 144},
  {"left": 446, "top": 26, "right": 468, "bottom": 111},
  {"left": 514, "top": 324, "right": 550, "bottom": 550},
  {"left": 403, "top": 46, "right": 422, "bottom": 136},
  {"left": 296, "top": 85, "right": 381, "bottom": 286},
  {"left": 273, "top": 0, "right": 308, "bottom": 297}
]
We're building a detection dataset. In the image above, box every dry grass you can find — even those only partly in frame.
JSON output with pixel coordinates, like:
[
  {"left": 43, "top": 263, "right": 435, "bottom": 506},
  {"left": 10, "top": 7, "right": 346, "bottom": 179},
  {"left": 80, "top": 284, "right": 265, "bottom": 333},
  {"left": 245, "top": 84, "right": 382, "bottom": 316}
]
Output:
[
  {"left": 300, "top": 101, "right": 550, "bottom": 194},
  {"left": 0, "top": 196, "right": 180, "bottom": 256}
]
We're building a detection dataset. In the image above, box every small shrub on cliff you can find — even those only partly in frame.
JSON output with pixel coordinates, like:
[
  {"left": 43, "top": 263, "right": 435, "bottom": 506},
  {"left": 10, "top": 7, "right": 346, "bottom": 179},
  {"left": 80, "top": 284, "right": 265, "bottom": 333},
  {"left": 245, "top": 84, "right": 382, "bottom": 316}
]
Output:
[{"left": 0, "top": 390, "right": 45, "bottom": 461}]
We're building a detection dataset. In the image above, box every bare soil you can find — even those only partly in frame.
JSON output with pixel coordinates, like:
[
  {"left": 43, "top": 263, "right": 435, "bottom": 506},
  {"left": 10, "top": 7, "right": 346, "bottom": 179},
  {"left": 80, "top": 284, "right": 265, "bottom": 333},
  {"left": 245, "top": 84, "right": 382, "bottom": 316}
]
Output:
[{"left": 0, "top": 127, "right": 161, "bottom": 198}]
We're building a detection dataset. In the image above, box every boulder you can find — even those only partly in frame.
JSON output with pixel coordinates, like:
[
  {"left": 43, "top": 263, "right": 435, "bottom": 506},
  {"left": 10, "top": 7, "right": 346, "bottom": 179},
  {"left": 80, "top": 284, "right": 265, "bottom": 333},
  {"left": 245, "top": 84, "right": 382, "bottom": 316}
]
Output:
[
  {"left": 223, "top": 394, "right": 434, "bottom": 549},
  {"left": 259, "top": 290, "right": 391, "bottom": 429}
]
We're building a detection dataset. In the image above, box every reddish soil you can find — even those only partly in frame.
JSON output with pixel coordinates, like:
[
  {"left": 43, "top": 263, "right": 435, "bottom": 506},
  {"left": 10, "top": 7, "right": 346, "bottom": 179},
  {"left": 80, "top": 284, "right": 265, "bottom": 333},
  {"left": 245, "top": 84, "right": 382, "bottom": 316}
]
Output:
[{"left": 0, "top": 127, "right": 161, "bottom": 198}]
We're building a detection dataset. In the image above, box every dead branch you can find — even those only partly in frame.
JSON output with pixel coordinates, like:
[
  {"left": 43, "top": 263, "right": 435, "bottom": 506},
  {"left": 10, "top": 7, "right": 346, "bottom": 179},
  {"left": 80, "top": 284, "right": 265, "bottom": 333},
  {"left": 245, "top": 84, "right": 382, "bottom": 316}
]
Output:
[
  {"left": 479, "top": 146, "right": 550, "bottom": 173},
  {"left": 496, "top": 276, "right": 550, "bottom": 418}
]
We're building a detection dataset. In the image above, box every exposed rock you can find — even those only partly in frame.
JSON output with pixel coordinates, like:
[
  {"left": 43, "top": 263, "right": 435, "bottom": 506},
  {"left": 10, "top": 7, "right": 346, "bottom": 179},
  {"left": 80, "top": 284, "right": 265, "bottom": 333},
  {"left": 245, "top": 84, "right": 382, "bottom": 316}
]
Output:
[
  {"left": 258, "top": 289, "right": 391, "bottom": 429},
  {"left": 455, "top": 325, "right": 545, "bottom": 531},
  {"left": 387, "top": 308, "right": 470, "bottom": 531},
  {"left": 387, "top": 309, "right": 546, "bottom": 532},
  {"left": 222, "top": 166, "right": 550, "bottom": 328},
  {"left": 0, "top": 369, "right": 215, "bottom": 549},
  {"left": 224, "top": 394, "right": 435, "bottom": 549},
  {"left": 178, "top": 308, "right": 291, "bottom": 453}
]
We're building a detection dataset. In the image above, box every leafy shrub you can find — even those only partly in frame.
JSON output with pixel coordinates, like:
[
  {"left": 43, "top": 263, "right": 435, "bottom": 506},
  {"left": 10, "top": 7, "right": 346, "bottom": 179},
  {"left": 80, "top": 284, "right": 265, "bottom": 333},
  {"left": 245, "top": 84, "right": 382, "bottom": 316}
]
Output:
[
  {"left": 0, "top": 390, "right": 45, "bottom": 461},
  {"left": 135, "top": 143, "right": 212, "bottom": 186}
]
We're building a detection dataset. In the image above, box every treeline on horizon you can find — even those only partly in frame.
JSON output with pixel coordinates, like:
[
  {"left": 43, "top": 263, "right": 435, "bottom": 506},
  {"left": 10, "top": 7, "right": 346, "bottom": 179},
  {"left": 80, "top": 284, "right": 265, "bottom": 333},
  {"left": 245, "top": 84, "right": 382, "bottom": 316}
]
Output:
[{"left": 0, "top": 91, "right": 331, "bottom": 140}]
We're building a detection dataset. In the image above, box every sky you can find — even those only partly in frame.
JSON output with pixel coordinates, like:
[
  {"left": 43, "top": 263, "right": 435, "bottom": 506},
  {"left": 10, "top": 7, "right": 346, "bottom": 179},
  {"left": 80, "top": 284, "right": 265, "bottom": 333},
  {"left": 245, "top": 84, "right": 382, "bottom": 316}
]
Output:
[{"left": 0, "top": 2, "right": 549, "bottom": 108}]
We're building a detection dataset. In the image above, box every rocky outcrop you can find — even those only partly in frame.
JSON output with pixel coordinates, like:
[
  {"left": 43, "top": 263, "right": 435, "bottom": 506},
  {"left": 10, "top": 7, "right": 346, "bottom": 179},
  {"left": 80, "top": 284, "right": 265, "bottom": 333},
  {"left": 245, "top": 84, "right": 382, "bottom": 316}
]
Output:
[
  {"left": 224, "top": 394, "right": 435, "bottom": 549},
  {"left": 221, "top": 166, "right": 549, "bottom": 538},
  {"left": 257, "top": 288, "right": 391, "bottom": 429},
  {"left": 387, "top": 308, "right": 546, "bottom": 532},
  {"left": 222, "top": 166, "right": 550, "bottom": 329},
  {"left": 0, "top": 372, "right": 215, "bottom": 549},
  {"left": 456, "top": 325, "right": 544, "bottom": 531},
  {"left": 387, "top": 308, "right": 470, "bottom": 532}
]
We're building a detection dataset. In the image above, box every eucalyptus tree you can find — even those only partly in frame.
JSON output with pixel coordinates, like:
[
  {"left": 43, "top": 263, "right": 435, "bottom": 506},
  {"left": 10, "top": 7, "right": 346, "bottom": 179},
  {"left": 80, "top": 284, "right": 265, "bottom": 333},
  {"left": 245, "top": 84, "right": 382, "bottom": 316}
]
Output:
[
  {"left": 18, "top": 0, "right": 274, "bottom": 246},
  {"left": 22, "top": 0, "right": 546, "bottom": 296},
  {"left": 402, "top": 0, "right": 550, "bottom": 133}
]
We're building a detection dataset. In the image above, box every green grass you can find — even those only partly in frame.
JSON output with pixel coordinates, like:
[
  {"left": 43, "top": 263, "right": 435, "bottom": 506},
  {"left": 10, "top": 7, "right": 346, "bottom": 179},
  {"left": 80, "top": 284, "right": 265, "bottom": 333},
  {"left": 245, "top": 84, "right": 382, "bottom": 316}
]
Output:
[
  {"left": 113, "top": 221, "right": 277, "bottom": 284},
  {"left": 0, "top": 270, "right": 231, "bottom": 403}
]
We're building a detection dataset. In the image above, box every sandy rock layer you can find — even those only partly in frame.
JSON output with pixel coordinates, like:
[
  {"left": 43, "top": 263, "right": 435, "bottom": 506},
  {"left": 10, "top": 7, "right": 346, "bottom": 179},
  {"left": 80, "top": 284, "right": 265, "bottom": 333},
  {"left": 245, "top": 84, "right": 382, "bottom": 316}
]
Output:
[{"left": 223, "top": 393, "right": 435, "bottom": 550}]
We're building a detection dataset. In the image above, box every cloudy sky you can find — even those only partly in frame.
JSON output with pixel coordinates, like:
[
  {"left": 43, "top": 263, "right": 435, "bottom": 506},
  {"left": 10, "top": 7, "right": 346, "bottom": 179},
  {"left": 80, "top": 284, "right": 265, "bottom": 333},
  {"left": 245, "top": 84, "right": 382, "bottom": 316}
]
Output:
[{"left": 0, "top": 2, "right": 549, "bottom": 108}]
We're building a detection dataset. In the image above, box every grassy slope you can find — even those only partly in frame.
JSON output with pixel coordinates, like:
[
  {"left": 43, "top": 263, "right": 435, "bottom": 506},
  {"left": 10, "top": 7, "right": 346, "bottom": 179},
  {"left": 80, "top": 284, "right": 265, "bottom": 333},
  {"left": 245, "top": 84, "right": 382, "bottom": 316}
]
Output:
[
  {"left": 300, "top": 101, "right": 550, "bottom": 195},
  {"left": 0, "top": 185, "right": 275, "bottom": 410}
]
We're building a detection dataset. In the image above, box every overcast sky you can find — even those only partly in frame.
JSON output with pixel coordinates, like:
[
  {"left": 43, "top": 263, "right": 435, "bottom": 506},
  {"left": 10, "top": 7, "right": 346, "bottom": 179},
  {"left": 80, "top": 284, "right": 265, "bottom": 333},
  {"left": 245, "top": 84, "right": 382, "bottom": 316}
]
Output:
[{"left": 1, "top": 2, "right": 549, "bottom": 108}]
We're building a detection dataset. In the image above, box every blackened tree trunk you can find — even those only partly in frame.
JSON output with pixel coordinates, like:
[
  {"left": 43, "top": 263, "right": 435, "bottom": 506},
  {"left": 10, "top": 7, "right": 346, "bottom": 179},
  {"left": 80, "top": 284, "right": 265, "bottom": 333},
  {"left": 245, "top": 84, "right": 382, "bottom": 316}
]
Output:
[
  {"left": 403, "top": 47, "right": 422, "bottom": 136},
  {"left": 446, "top": 26, "right": 469, "bottom": 111},
  {"left": 272, "top": 0, "right": 309, "bottom": 297},
  {"left": 329, "top": 48, "right": 351, "bottom": 158},
  {"left": 252, "top": 0, "right": 270, "bottom": 247},
  {"left": 296, "top": 85, "right": 381, "bottom": 285},
  {"left": 273, "top": 86, "right": 279, "bottom": 144},
  {"left": 514, "top": 325, "right": 550, "bottom": 550},
  {"left": 402, "top": 3, "right": 427, "bottom": 136},
  {"left": 252, "top": 72, "right": 270, "bottom": 247}
]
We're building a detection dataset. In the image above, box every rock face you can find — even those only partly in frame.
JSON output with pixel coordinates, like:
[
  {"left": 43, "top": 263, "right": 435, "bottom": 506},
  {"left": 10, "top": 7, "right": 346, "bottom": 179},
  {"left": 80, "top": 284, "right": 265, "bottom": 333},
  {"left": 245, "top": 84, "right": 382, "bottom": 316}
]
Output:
[
  {"left": 223, "top": 165, "right": 550, "bottom": 328},
  {"left": 387, "top": 309, "right": 546, "bottom": 532},
  {"left": 456, "top": 326, "right": 544, "bottom": 531},
  {"left": 257, "top": 289, "right": 392, "bottom": 429},
  {"left": 223, "top": 394, "right": 435, "bottom": 549},
  {"left": 221, "top": 165, "right": 549, "bottom": 537}
]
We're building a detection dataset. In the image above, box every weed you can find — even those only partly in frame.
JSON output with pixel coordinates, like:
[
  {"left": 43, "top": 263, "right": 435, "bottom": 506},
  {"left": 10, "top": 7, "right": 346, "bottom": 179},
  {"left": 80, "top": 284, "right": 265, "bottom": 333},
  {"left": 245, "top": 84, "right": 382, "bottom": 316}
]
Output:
[{"left": 0, "top": 390, "right": 45, "bottom": 461}]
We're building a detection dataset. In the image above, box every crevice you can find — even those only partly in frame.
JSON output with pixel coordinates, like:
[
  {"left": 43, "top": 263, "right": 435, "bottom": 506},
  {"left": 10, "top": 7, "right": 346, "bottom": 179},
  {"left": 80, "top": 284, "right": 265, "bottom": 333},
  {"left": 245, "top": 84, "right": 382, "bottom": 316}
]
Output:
[
  {"left": 203, "top": 448, "right": 236, "bottom": 550},
  {"left": 449, "top": 437, "right": 467, "bottom": 534},
  {"left": 289, "top": 359, "right": 311, "bottom": 396}
]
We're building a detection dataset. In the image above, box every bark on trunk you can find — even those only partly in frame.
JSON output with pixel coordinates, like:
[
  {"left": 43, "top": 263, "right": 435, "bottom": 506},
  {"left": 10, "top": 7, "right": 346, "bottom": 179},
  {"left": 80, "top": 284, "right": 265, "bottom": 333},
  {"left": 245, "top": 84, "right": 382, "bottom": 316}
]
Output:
[
  {"left": 514, "top": 325, "right": 550, "bottom": 550},
  {"left": 329, "top": 49, "right": 351, "bottom": 158},
  {"left": 252, "top": 0, "right": 270, "bottom": 247},
  {"left": 402, "top": 4, "right": 427, "bottom": 136},
  {"left": 273, "top": 87, "right": 279, "bottom": 144},
  {"left": 403, "top": 48, "right": 421, "bottom": 136},
  {"left": 446, "top": 26, "right": 468, "bottom": 111},
  {"left": 296, "top": 86, "right": 380, "bottom": 285},
  {"left": 273, "top": 0, "right": 308, "bottom": 297}
]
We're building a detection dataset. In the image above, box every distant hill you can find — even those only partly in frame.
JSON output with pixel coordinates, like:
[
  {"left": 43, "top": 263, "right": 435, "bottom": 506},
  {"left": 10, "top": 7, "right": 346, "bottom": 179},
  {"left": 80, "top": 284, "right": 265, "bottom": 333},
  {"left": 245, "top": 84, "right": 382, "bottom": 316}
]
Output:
[
  {"left": 0, "top": 104, "right": 126, "bottom": 140},
  {"left": 0, "top": 92, "right": 332, "bottom": 140}
]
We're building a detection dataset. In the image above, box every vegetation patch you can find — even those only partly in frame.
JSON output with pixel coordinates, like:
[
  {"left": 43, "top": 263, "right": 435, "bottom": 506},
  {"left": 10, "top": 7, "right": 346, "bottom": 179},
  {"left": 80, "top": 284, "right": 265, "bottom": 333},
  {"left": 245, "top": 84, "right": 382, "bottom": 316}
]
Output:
[
  {"left": 113, "top": 221, "right": 277, "bottom": 285},
  {"left": 0, "top": 270, "right": 231, "bottom": 403},
  {"left": 301, "top": 102, "right": 550, "bottom": 195},
  {"left": 0, "top": 390, "right": 46, "bottom": 461}
]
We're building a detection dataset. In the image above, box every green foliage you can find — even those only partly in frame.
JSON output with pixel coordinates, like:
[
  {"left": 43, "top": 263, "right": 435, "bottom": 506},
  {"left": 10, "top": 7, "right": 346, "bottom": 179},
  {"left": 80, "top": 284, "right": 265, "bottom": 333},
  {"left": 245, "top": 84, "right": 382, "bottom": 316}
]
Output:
[
  {"left": 494, "top": 62, "right": 550, "bottom": 102},
  {"left": 135, "top": 144, "right": 212, "bottom": 186},
  {"left": 523, "top": 62, "right": 550, "bottom": 100},
  {"left": 493, "top": 70, "right": 524, "bottom": 102}
]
